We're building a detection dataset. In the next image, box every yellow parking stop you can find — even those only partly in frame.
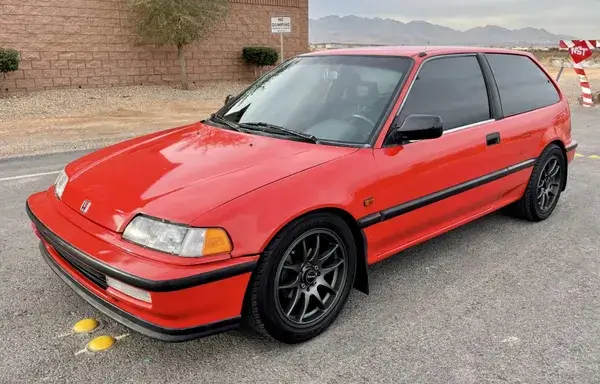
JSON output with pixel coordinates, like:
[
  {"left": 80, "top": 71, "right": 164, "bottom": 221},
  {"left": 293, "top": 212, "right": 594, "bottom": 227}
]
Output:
[
  {"left": 86, "top": 335, "right": 116, "bottom": 352},
  {"left": 72, "top": 318, "right": 98, "bottom": 333}
]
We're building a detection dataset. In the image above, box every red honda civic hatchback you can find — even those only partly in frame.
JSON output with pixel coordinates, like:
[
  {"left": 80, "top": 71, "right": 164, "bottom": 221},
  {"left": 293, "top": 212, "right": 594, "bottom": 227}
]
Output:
[{"left": 27, "top": 46, "right": 577, "bottom": 344}]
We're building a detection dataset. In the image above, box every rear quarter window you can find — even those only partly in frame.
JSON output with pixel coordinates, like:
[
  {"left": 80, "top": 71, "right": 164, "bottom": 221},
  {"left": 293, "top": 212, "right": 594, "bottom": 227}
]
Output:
[{"left": 485, "top": 53, "right": 561, "bottom": 117}]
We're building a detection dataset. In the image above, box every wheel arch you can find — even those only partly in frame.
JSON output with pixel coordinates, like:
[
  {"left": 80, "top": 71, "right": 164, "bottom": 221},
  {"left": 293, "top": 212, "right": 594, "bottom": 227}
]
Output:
[
  {"left": 268, "top": 206, "right": 369, "bottom": 295},
  {"left": 546, "top": 139, "right": 568, "bottom": 191},
  {"left": 242, "top": 206, "right": 370, "bottom": 319},
  {"left": 310, "top": 207, "right": 370, "bottom": 295}
]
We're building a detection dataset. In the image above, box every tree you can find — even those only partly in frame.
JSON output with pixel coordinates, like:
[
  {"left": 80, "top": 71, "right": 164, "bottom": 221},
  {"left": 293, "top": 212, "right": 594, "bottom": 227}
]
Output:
[{"left": 127, "top": 0, "right": 229, "bottom": 90}]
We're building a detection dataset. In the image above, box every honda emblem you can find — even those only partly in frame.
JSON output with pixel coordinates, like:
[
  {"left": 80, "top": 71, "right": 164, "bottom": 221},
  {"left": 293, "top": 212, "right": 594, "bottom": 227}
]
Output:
[{"left": 80, "top": 199, "right": 91, "bottom": 214}]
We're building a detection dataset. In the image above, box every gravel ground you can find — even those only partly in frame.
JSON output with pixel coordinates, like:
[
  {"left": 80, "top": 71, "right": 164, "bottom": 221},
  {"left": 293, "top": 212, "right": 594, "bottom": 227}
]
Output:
[
  {"left": 0, "top": 81, "right": 251, "bottom": 121},
  {"left": 0, "top": 81, "right": 252, "bottom": 158}
]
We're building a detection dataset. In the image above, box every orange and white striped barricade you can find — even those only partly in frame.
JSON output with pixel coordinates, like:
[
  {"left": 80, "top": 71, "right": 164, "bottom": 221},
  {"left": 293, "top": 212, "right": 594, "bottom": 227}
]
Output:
[{"left": 559, "top": 40, "right": 599, "bottom": 107}]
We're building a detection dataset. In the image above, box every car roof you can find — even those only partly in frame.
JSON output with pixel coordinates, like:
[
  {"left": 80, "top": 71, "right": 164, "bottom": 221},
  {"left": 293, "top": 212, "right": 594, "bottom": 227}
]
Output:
[{"left": 304, "top": 45, "right": 534, "bottom": 58}]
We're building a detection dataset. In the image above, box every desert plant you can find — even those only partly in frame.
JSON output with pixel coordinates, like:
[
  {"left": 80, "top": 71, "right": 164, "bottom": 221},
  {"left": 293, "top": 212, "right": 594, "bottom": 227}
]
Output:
[
  {"left": 242, "top": 46, "right": 278, "bottom": 78},
  {"left": 0, "top": 48, "right": 20, "bottom": 75},
  {"left": 126, "top": 0, "right": 229, "bottom": 90}
]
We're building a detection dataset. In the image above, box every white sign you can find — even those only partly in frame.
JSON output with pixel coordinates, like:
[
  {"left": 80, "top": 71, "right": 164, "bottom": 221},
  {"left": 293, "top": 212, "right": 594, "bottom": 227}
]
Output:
[{"left": 271, "top": 16, "right": 291, "bottom": 34}]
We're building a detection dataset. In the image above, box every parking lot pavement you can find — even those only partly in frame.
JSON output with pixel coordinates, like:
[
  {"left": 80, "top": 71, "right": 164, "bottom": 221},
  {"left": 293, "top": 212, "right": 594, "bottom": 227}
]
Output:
[{"left": 1, "top": 108, "right": 599, "bottom": 384}]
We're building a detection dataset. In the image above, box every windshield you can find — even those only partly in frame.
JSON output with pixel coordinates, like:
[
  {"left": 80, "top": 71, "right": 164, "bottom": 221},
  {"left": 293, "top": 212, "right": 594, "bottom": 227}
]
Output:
[{"left": 215, "top": 55, "right": 412, "bottom": 145}]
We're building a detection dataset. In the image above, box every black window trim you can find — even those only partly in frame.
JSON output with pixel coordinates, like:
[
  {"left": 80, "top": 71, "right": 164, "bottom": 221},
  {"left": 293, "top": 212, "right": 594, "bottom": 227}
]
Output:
[
  {"left": 481, "top": 51, "right": 562, "bottom": 119},
  {"left": 357, "top": 55, "right": 416, "bottom": 148},
  {"left": 382, "top": 52, "right": 500, "bottom": 147},
  {"left": 476, "top": 52, "right": 504, "bottom": 120}
]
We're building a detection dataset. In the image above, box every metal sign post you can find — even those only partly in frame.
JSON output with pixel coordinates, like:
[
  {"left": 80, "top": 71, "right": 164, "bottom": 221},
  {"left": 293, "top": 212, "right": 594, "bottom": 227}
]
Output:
[
  {"left": 280, "top": 34, "right": 284, "bottom": 64},
  {"left": 271, "top": 16, "right": 292, "bottom": 64},
  {"left": 556, "top": 66, "right": 565, "bottom": 82}
]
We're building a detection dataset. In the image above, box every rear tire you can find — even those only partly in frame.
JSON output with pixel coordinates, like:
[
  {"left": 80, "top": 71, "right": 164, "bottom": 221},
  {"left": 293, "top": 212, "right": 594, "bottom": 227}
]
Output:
[
  {"left": 244, "top": 213, "right": 357, "bottom": 344},
  {"left": 505, "top": 144, "right": 566, "bottom": 221}
]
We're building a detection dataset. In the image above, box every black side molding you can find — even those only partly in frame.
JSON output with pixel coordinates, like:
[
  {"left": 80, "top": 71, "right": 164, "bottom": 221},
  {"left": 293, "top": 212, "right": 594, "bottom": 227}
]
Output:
[
  {"left": 357, "top": 158, "right": 537, "bottom": 229},
  {"left": 26, "top": 202, "right": 257, "bottom": 292},
  {"left": 357, "top": 213, "right": 382, "bottom": 228},
  {"left": 566, "top": 141, "right": 578, "bottom": 152},
  {"left": 39, "top": 242, "right": 240, "bottom": 342}
]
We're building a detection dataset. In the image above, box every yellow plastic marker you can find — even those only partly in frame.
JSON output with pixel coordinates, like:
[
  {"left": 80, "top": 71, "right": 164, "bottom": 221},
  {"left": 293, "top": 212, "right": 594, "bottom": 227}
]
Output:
[
  {"left": 589, "top": 155, "right": 600, "bottom": 160},
  {"left": 72, "top": 318, "right": 99, "bottom": 334},
  {"left": 86, "top": 335, "right": 116, "bottom": 352}
]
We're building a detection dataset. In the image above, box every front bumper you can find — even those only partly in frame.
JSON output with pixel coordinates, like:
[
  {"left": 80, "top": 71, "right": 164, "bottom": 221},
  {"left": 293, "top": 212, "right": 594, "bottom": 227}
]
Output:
[
  {"left": 26, "top": 193, "right": 258, "bottom": 342},
  {"left": 37, "top": 242, "right": 240, "bottom": 341}
]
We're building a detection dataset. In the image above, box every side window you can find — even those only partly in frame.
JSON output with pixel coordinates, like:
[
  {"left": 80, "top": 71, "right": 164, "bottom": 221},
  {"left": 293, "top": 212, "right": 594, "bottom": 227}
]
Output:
[
  {"left": 485, "top": 53, "right": 560, "bottom": 117},
  {"left": 398, "top": 55, "right": 491, "bottom": 131}
]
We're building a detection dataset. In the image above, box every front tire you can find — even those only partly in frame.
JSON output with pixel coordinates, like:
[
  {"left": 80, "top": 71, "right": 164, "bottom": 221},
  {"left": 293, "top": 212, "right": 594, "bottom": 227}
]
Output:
[
  {"left": 244, "top": 213, "right": 357, "bottom": 344},
  {"left": 507, "top": 144, "right": 566, "bottom": 221}
]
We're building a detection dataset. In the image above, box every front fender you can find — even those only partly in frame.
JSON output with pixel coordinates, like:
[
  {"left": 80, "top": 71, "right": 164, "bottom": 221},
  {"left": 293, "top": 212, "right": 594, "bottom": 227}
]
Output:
[{"left": 191, "top": 149, "right": 378, "bottom": 258}]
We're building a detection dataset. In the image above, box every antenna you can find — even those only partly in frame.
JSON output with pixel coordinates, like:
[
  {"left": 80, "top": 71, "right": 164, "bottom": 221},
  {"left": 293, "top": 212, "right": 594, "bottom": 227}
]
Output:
[{"left": 419, "top": 42, "right": 431, "bottom": 57}]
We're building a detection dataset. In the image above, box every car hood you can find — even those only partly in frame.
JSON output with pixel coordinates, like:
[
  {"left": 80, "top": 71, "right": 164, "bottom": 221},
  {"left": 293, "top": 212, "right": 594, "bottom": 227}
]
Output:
[{"left": 60, "top": 121, "right": 357, "bottom": 232}]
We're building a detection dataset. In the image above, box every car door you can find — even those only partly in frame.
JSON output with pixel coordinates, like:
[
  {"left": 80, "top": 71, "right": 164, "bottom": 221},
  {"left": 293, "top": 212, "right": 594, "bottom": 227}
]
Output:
[
  {"left": 480, "top": 52, "right": 565, "bottom": 205},
  {"left": 364, "top": 53, "right": 512, "bottom": 261}
]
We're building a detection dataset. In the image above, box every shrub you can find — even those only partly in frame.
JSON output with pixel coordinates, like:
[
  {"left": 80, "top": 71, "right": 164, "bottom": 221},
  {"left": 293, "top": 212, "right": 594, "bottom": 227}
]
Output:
[
  {"left": 242, "top": 46, "right": 279, "bottom": 78},
  {"left": 0, "top": 48, "right": 20, "bottom": 74},
  {"left": 242, "top": 46, "right": 279, "bottom": 67}
]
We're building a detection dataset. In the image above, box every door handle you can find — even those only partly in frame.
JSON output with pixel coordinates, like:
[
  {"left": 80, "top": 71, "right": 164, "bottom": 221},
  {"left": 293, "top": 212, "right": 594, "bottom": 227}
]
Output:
[{"left": 486, "top": 132, "right": 501, "bottom": 146}]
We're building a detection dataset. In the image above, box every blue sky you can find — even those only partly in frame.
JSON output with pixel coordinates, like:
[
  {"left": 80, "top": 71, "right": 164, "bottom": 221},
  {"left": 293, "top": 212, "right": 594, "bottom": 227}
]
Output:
[{"left": 309, "top": 0, "right": 599, "bottom": 37}]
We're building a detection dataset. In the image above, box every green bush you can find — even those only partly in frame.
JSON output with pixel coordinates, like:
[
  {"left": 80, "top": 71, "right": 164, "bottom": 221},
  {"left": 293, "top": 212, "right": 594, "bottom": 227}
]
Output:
[
  {"left": 0, "top": 48, "right": 20, "bottom": 74},
  {"left": 242, "top": 46, "right": 278, "bottom": 67}
]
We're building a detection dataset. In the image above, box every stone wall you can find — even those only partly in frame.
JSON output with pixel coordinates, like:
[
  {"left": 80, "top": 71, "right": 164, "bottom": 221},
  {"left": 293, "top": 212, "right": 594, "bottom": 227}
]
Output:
[{"left": 0, "top": 0, "right": 309, "bottom": 93}]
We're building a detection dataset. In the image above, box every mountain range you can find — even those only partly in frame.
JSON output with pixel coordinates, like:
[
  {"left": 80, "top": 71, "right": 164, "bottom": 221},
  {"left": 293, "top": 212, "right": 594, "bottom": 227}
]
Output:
[{"left": 309, "top": 16, "right": 574, "bottom": 46}]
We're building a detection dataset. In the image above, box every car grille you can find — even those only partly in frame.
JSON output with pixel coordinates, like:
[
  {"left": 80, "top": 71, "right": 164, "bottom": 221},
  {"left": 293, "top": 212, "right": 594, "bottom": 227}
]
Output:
[
  {"left": 53, "top": 243, "right": 109, "bottom": 290},
  {"left": 36, "top": 225, "right": 109, "bottom": 291}
]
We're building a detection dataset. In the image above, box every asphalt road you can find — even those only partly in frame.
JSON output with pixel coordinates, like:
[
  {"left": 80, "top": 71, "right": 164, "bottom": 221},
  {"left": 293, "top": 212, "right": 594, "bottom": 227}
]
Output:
[{"left": 1, "top": 108, "right": 600, "bottom": 384}]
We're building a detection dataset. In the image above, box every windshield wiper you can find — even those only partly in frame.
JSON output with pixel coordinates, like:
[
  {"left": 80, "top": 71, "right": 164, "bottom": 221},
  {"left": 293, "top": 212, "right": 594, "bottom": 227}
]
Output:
[
  {"left": 239, "top": 122, "right": 320, "bottom": 144},
  {"left": 208, "top": 113, "right": 241, "bottom": 131}
]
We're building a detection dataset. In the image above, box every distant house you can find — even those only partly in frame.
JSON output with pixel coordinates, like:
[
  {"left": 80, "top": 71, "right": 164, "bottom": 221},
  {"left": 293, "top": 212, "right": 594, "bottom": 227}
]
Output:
[
  {"left": 512, "top": 46, "right": 551, "bottom": 51},
  {"left": 310, "top": 42, "right": 389, "bottom": 51}
]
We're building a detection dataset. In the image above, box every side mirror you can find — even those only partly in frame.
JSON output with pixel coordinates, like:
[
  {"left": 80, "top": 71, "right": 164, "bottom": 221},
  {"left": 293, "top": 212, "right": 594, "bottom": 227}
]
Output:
[
  {"left": 385, "top": 114, "right": 443, "bottom": 145},
  {"left": 224, "top": 94, "right": 234, "bottom": 105}
]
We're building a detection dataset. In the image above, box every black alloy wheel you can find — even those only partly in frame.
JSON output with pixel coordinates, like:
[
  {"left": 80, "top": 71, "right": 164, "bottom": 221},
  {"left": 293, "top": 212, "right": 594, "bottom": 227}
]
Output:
[
  {"left": 244, "top": 212, "right": 357, "bottom": 344},
  {"left": 505, "top": 143, "right": 566, "bottom": 221},
  {"left": 274, "top": 229, "right": 348, "bottom": 327},
  {"left": 536, "top": 156, "right": 562, "bottom": 213}
]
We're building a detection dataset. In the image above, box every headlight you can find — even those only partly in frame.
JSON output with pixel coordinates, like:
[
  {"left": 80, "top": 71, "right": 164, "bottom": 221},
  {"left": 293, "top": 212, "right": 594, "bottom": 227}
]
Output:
[
  {"left": 54, "top": 170, "right": 69, "bottom": 199},
  {"left": 122, "top": 215, "right": 232, "bottom": 257}
]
